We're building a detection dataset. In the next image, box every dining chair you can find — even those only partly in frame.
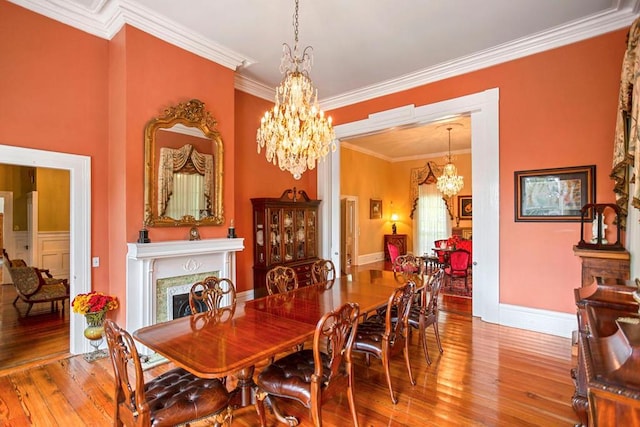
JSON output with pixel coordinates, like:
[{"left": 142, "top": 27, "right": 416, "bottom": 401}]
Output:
[
  {"left": 408, "top": 268, "right": 445, "bottom": 365},
  {"left": 392, "top": 253, "right": 423, "bottom": 284},
  {"left": 311, "top": 258, "right": 336, "bottom": 284},
  {"left": 255, "top": 302, "right": 361, "bottom": 427},
  {"left": 387, "top": 242, "right": 400, "bottom": 265},
  {"left": 189, "top": 276, "right": 237, "bottom": 320},
  {"left": 444, "top": 249, "right": 471, "bottom": 290},
  {"left": 103, "top": 319, "right": 232, "bottom": 427},
  {"left": 433, "top": 239, "right": 449, "bottom": 266},
  {"left": 266, "top": 265, "right": 299, "bottom": 295},
  {"left": 353, "top": 282, "right": 417, "bottom": 404}
]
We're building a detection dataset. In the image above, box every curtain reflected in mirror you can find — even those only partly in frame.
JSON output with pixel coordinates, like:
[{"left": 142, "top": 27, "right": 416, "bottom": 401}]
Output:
[{"left": 144, "top": 99, "right": 224, "bottom": 227}]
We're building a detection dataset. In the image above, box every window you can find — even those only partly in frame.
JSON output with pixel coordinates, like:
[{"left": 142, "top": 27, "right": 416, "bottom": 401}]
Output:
[{"left": 414, "top": 183, "right": 451, "bottom": 255}]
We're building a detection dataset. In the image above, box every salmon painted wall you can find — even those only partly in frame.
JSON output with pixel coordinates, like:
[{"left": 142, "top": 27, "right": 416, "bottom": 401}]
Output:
[
  {"left": 0, "top": 1, "right": 111, "bottom": 292},
  {"left": 107, "top": 26, "right": 236, "bottom": 322},
  {"left": 329, "top": 29, "right": 628, "bottom": 314},
  {"left": 234, "top": 90, "right": 317, "bottom": 293}
]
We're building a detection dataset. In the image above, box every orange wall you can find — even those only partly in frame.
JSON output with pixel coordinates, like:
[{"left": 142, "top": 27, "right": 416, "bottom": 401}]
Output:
[
  {"left": 0, "top": 1, "right": 111, "bottom": 292},
  {"left": 329, "top": 29, "right": 627, "bottom": 314},
  {"left": 234, "top": 90, "right": 317, "bottom": 293},
  {"left": 0, "top": 0, "right": 630, "bottom": 316}
]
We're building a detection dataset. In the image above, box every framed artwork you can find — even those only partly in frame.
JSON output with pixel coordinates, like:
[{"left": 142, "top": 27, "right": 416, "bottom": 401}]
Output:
[
  {"left": 370, "top": 199, "right": 382, "bottom": 219},
  {"left": 458, "top": 195, "right": 472, "bottom": 219},
  {"left": 514, "top": 165, "right": 595, "bottom": 222}
]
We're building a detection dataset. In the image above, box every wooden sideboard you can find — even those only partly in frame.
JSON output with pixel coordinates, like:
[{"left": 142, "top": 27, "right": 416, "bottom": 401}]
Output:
[
  {"left": 383, "top": 234, "right": 407, "bottom": 261},
  {"left": 573, "top": 246, "right": 630, "bottom": 287},
  {"left": 572, "top": 278, "right": 640, "bottom": 426}
]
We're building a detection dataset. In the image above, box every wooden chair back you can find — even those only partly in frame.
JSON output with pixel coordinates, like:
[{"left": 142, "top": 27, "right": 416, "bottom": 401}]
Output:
[
  {"left": 265, "top": 265, "right": 298, "bottom": 295},
  {"left": 311, "top": 259, "right": 336, "bottom": 284},
  {"left": 392, "top": 254, "right": 423, "bottom": 284},
  {"left": 256, "top": 302, "right": 361, "bottom": 426},
  {"left": 104, "top": 319, "right": 232, "bottom": 426},
  {"left": 189, "top": 276, "right": 237, "bottom": 319}
]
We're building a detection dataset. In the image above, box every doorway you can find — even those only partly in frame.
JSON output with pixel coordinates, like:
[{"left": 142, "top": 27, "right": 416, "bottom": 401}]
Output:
[
  {"left": 340, "top": 196, "right": 358, "bottom": 275},
  {"left": 0, "top": 145, "right": 92, "bottom": 356},
  {"left": 319, "top": 89, "right": 500, "bottom": 324}
]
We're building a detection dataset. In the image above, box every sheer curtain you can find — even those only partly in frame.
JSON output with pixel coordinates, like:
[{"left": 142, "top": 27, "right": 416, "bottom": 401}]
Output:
[
  {"left": 414, "top": 183, "right": 451, "bottom": 256},
  {"left": 165, "top": 173, "right": 205, "bottom": 219}
]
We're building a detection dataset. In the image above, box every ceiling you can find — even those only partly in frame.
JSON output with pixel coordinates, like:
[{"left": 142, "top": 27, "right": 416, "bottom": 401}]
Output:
[{"left": 10, "top": 0, "right": 639, "bottom": 159}]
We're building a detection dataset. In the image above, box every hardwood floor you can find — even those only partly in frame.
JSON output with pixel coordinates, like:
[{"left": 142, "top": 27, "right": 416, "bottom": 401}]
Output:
[
  {"left": 0, "top": 264, "right": 579, "bottom": 426},
  {"left": 0, "top": 283, "right": 70, "bottom": 374}
]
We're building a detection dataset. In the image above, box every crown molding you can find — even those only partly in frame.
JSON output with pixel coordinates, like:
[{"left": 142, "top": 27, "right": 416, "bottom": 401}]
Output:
[
  {"left": 8, "top": 0, "right": 251, "bottom": 70},
  {"left": 234, "top": 75, "right": 274, "bottom": 102},
  {"left": 318, "top": 4, "right": 640, "bottom": 111},
  {"left": 9, "top": 0, "right": 640, "bottom": 108}
]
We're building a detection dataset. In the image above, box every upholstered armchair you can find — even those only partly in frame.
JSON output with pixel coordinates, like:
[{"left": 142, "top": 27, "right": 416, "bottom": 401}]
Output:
[
  {"left": 444, "top": 249, "right": 471, "bottom": 290},
  {"left": 6, "top": 258, "right": 69, "bottom": 316}
]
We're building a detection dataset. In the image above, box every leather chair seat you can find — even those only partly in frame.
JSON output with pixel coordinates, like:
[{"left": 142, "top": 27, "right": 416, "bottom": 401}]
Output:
[
  {"left": 257, "top": 349, "right": 332, "bottom": 406},
  {"left": 353, "top": 319, "right": 387, "bottom": 354},
  {"left": 140, "top": 367, "right": 230, "bottom": 426}
]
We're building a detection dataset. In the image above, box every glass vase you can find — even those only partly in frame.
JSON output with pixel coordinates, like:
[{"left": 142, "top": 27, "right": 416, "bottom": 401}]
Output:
[{"left": 84, "top": 310, "right": 106, "bottom": 352}]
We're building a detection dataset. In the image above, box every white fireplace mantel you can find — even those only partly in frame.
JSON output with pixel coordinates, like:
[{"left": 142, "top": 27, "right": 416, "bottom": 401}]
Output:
[{"left": 126, "top": 238, "right": 244, "bottom": 335}]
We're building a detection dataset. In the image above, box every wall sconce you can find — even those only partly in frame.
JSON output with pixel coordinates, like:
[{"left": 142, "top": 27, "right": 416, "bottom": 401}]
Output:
[{"left": 391, "top": 213, "right": 399, "bottom": 234}]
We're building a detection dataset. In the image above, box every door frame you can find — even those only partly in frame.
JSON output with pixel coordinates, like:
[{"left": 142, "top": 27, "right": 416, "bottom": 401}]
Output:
[
  {"left": 0, "top": 145, "right": 91, "bottom": 354},
  {"left": 318, "top": 89, "right": 500, "bottom": 323}
]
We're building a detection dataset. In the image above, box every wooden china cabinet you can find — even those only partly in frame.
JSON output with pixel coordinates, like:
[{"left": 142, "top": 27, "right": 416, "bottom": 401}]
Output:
[{"left": 251, "top": 188, "right": 320, "bottom": 298}]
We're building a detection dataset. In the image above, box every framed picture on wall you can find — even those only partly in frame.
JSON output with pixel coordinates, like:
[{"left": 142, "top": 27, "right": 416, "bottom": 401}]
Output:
[
  {"left": 370, "top": 199, "right": 382, "bottom": 219},
  {"left": 514, "top": 165, "right": 595, "bottom": 222},
  {"left": 458, "top": 195, "right": 472, "bottom": 219}
]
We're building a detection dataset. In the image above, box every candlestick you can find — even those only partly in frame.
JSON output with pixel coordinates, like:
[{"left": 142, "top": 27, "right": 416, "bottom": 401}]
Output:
[{"left": 227, "top": 219, "right": 236, "bottom": 238}]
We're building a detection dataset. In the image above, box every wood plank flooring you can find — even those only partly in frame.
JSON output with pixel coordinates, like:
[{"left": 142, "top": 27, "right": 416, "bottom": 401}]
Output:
[{"left": 0, "top": 264, "right": 579, "bottom": 426}]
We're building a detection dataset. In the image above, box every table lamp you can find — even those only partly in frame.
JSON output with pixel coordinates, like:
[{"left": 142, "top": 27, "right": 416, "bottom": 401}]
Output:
[{"left": 391, "top": 213, "right": 399, "bottom": 234}]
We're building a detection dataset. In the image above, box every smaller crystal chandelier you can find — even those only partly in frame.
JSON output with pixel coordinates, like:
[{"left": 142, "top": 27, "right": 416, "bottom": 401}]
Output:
[
  {"left": 436, "top": 127, "right": 464, "bottom": 198},
  {"left": 256, "top": 0, "right": 335, "bottom": 180}
]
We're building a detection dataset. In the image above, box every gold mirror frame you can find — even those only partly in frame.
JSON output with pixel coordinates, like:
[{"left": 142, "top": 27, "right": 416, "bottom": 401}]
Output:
[{"left": 144, "top": 99, "right": 224, "bottom": 227}]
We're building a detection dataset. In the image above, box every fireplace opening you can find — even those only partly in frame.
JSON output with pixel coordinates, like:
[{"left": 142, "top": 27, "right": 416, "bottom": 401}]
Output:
[{"left": 172, "top": 292, "right": 207, "bottom": 319}]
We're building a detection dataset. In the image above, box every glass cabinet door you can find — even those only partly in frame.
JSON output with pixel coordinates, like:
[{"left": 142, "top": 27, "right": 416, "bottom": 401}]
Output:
[
  {"left": 283, "top": 209, "right": 294, "bottom": 262},
  {"left": 268, "top": 208, "right": 281, "bottom": 263},
  {"left": 295, "top": 209, "right": 306, "bottom": 260},
  {"left": 306, "top": 209, "right": 317, "bottom": 258}
]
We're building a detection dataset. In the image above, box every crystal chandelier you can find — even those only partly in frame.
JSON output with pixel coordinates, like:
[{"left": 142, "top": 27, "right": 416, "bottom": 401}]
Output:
[
  {"left": 256, "top": 0, "right": 335, "bottom": 180},
  {"left": 436, "top": 127, "right": 464, "bottom": 198}
]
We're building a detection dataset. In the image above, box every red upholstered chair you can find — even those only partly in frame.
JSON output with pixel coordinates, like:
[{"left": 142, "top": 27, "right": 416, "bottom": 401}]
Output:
[
  {"left": 433, "top": 240, "right": 448, "bottom": 266},
  {"left": 387, "top": 243, "right": 400, "bottom": 264},
  {"left": 444, "top": 249, "right": 471, "bottom": 290},
  {"left": 456, "top": 239, "right": 472, "bottom": 268}
]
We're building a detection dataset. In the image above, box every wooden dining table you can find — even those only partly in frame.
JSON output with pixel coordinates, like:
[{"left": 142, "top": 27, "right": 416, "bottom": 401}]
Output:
[{"left": 133, "top": 269, "right": 408, "bottom": 414}]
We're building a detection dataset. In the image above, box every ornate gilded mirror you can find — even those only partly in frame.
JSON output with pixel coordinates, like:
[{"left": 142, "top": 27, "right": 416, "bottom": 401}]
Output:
[{"left": 144, "top": 99, "right": 224, "bottom": 227}]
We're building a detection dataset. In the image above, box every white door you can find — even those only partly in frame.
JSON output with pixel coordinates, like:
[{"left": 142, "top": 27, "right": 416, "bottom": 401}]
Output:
[
  {"left": 340, "top": 197, "right": 357, "bottom": 274},
  {"left": 26, "top": 191, "right": 38, "bottom": 266}
]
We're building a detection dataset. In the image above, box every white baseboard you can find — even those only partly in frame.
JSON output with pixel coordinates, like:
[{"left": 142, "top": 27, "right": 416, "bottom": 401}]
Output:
[
  {"left": 357, "top": 252, "right": 385, "bottom": 266},
  {"left": 498, "top": 303, "right": 576, "bottom": 338}
]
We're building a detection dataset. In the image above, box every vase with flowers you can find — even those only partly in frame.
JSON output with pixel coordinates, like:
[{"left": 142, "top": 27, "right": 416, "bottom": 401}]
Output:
[
  {"left": 72, "top": 291, "right": 119, "bottom": 358},
  {"left": 447, "top": 235, "right": 462, "bottom": 250}
]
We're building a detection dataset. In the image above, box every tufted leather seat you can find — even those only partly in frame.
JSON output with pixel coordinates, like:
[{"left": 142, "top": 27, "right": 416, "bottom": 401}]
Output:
[
  {"left": 104, "top": 320, "right": 232, "bottom": 427},
  {"left": 256, "top": 302, "right": 361, "bottom": 427},
  {"left": 257, "top": 350, "right": 332, "bottom": 406},
  {"left": 353, "top": 282, "right": 416, "bottom": 404},
  {"left": 143, "top": 368, "right": 230, "bottom": 426}
]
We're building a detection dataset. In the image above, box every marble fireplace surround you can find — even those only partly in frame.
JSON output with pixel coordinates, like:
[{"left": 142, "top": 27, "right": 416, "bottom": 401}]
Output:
[{"left": 126, "top": 238, "right": 244, "bottom": 335}]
